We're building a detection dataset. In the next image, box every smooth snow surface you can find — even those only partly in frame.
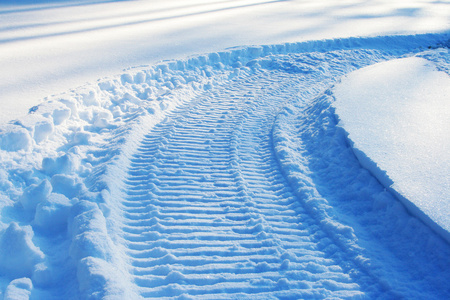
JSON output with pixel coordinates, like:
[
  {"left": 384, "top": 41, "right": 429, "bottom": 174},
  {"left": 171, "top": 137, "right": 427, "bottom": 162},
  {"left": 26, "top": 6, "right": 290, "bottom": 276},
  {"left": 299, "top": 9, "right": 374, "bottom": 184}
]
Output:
[
  {"left": 1, "top": 0, "right": 450, "bottom": 124},
  {"left": 333, "top": 57, "right": 450, "bottom": 242},
  {"left": 0, "top": 33, "right": 449, "bottom": 299}
]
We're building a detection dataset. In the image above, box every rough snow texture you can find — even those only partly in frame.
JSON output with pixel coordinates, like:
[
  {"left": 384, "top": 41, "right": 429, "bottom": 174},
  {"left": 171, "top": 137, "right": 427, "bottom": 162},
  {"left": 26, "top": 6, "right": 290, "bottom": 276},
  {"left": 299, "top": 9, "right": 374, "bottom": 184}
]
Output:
[
  {"left": 333, "top": 57, "right": 450, "bottom": 242},
  {"left": 0, "top": 34, "right": 449, "bottom": 299}
]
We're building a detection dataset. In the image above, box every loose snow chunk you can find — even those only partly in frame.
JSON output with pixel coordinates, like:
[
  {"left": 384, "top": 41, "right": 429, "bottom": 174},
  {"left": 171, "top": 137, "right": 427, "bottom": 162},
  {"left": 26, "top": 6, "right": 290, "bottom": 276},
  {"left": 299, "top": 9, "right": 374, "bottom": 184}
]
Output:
[
  {"left": 20, "top": 179, "right": 52, "bottom": 211},
  {"left": 333, "top": 57, "right": 450, "bottom": 242},
  {"left": 33, "top": 119, "right": 54, "bottom": 144},
  {"left": 4, "top": 278, "right": 32, "bottom": 300},
  {"left": 52, "top": 107, "right": 71, "bottom": 125},
  {"left": 0, "top": 126, "right": 32, "bottom": 151},
  {"left": 70, "top": 231, "right": 112, "bottom": 262},
  {"left": 69, "top": 203, "right": 107, "bottom": 237},
  {"left": 80, "top": 89, "right": 100, "bottom": 106},
  {"left": 69, "top": 202, "right": 112, "bottom": 261},
  {"left": 92, "top": 110, "right": 113, "bottom": 129},
  {"left": 120, "top": 73, "right": 134, "bottom": 85},
  {"left": 42, "top": 153, "right": 80, "bottom": 176},
  {"left": 73, "top": 131, "right": 91, "bottom": 145},
  {"left": 0, "top": 223, "right": 44, "bottom": 278},
  {"left": 77, "top": 257, "right": 131, "bottom": 299},
  {"left": 0, "top": 169, "right": 13, "bottom": 192},
  {"left": 34, "top": 193, "right": 73, "bottom": 233},
  {"left": 51, "top": 174, "right": 85, "bottom": 199},
  {"left": 134, "top": 71, "right": 146, "bottom": 84}
]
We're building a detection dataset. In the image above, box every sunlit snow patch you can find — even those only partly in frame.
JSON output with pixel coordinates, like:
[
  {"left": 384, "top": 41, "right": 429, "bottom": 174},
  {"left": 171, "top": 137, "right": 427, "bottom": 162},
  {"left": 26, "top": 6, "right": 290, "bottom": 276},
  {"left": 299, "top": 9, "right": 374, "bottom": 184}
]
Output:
[{"left": 333, "top": 56, "right": 450, "bottom": 242}]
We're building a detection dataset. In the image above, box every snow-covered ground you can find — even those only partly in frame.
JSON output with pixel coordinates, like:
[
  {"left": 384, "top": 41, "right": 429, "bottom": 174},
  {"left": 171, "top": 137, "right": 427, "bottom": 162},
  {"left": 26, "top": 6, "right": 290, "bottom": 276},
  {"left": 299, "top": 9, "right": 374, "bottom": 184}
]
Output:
[
  {"left": 1, "top": 0, "right": 450, "bottom": 123},
  {"left": 0, "top": 0, "right": 449, "bottom": 299}
]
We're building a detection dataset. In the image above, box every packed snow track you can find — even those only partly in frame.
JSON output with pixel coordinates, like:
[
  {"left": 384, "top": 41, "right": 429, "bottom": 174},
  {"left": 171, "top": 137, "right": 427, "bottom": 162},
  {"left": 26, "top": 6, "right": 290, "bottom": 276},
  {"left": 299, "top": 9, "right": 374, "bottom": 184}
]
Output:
[
  {"left": 0, "top": 34, "right": 449, "bottom": 299},
  {"left": 122, "top": 71, "right": 364, "bottom": 299}
]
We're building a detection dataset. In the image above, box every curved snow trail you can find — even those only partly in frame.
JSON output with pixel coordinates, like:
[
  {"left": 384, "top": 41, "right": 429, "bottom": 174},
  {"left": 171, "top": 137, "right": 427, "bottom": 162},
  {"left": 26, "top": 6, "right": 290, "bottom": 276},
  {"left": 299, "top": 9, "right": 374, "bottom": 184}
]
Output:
[
  {"left": 0, "top": 34, "right": 449, "bottom": 299},
  {"left": 121, "top": 71, "right": 367, "bottom": 299},
  {"left": 117, "top": 48, "right": 450, "bottom": 298}
]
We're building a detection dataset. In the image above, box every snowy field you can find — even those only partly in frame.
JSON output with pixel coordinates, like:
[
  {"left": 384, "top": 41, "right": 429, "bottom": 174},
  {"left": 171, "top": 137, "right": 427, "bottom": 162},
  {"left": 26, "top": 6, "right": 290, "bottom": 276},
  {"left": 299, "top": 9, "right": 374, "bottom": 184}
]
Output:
[
  {"left": 0, "top": 0, "right": 449, "bottom": 299},
  {"left": 2, "top": 0, "right": 450, "bottom": 123}
]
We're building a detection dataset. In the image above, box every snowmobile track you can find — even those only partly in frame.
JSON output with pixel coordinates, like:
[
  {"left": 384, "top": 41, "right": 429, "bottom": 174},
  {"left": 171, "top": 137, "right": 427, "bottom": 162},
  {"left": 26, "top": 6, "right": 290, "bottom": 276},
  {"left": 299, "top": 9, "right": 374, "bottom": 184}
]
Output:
[{"left": 121, "top": 71, "right": 367, "bottom": 299}]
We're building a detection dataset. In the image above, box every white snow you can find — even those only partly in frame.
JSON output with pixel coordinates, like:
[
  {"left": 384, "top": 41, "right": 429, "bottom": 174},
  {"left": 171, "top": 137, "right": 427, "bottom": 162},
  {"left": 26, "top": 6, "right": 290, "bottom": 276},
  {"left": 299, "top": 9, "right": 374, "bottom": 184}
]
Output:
[
  {"left": 0, "top": 0, "right": 449, "bottom": 299},
  {"left": 333, "top": 57, "right": 450, "bottom": 241},
  {"left": 1, "top": 0, "right": 450, "bottom": 123}
]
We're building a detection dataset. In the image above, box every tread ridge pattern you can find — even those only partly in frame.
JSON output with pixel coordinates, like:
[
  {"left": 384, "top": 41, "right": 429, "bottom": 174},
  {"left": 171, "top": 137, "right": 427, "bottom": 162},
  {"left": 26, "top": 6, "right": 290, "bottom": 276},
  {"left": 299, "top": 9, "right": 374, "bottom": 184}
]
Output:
[{"left": 121, "top": 70, "right": 366, "bottom": 299}]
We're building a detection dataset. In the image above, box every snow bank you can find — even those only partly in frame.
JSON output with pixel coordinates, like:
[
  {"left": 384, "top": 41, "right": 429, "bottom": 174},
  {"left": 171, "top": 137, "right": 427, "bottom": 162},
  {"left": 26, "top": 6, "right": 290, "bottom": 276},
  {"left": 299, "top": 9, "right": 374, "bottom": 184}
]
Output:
[{"left": 333, "top": 56, "right": 450, "bottom": 242}]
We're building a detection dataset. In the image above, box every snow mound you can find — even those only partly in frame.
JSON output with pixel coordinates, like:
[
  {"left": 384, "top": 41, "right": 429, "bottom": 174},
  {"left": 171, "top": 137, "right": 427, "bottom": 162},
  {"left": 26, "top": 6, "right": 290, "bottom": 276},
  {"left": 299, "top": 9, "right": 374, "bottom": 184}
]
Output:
[{"left": 333, "top": 57, "right": 450, "bottom": 242}]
